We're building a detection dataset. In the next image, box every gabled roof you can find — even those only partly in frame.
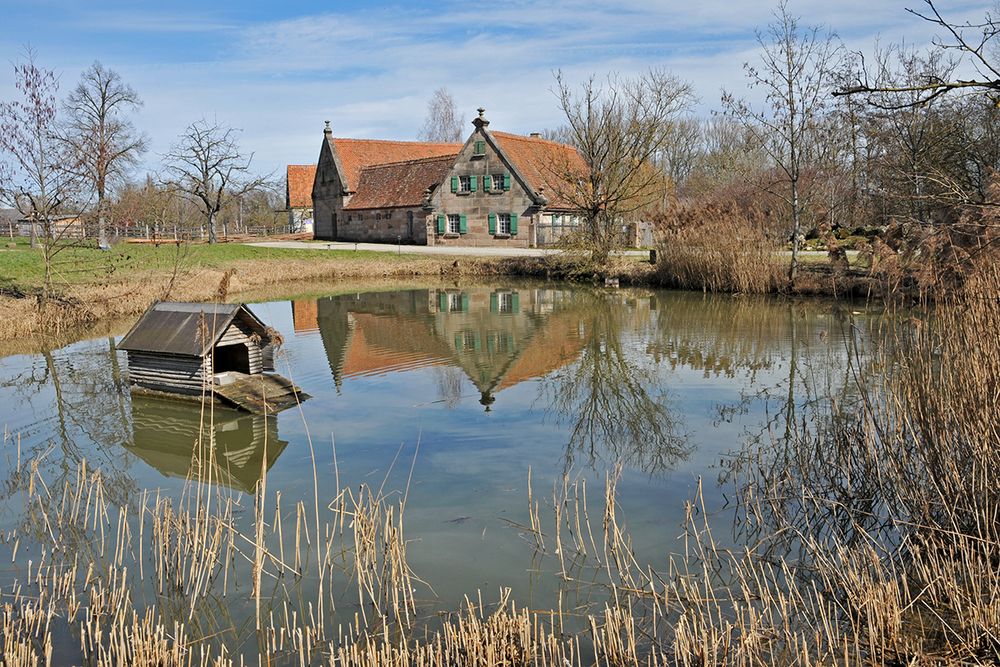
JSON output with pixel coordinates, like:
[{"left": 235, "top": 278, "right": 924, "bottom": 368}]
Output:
[
  {"left": 117, "top": 302, "right": 269, "bottom": 357},
  {"left": 344, "top": 155, "right": 454, "bottom": 210},
  {"left": 286, "top": 165, "right": 316, "bottom": 209},
  {"left": 331, "top": 138, "right": 460, "bottom": 192},
  {"left": 491, "top": 132, "right": 587, "bottom": 210}
]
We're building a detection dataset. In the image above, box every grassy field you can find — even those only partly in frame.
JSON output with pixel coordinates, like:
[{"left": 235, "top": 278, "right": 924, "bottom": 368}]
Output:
[
  {"left": 0, "top": 237, "right": 483, "bottom": 343},
  {"left": 0, "top": 237, "right": 424, "bottom": 292}
]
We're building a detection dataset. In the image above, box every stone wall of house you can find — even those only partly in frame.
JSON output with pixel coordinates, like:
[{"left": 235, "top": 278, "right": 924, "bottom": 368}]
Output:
[
  {"left": 334, "top": 208, "right": 429, "bottom": 244},
  {"left": 430, "top": 128, "right": 538, "bottom": 248},
  {"left": 312, "top": 137, "right": 344, "bottom": 240}
]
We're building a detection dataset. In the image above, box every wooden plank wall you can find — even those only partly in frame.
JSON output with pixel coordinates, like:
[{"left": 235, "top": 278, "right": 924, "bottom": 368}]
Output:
[
  {"left": 126, "top": 351, "right": 208, "bottom": 395},
  {"left": 212, "top": 319, "right": 264, "bottom": 374}
]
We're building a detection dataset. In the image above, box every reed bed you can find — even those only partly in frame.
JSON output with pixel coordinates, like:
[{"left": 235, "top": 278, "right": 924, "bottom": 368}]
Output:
[{"left": 653, "top": 202, "right": 784, "bottom": 294}]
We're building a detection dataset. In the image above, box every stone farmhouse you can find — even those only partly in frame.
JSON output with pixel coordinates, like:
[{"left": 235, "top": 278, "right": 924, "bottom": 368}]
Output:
[
  {"left": 285, "top": 165, "right": 316, "bottom": 234},
  {"left": 311, "top": 109, "right": 587, "bottom": 247}
]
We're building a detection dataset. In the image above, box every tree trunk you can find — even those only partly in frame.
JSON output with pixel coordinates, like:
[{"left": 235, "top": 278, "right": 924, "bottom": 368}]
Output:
[
  {"left": 208, "top": 210, "right": 218, "bottom": 244},
  {"left": 788, "top": 179, "right": 801, "bottom": 290}
]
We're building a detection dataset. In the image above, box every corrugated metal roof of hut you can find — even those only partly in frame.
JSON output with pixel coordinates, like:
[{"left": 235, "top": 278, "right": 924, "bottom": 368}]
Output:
[{"left": 117, "top": 302, "right": 269, "bottom": 357}]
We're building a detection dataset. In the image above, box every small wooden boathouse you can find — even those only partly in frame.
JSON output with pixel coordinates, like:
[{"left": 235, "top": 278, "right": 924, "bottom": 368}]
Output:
[{"left": 117, "top": 301, "right": 307, "bottom": 413}]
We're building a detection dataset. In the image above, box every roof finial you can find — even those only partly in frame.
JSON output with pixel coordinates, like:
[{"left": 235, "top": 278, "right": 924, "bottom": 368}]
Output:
[
  {"left": 473, "top": 107, "right": 490, "bottom": 129},
  {"left": 324, "top": 120, "right": 332, "bottom": 135}
]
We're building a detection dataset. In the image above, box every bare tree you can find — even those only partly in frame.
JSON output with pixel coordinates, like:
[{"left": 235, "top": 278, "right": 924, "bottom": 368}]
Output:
[
  {"left": 0, "top": 48, "right": 84, "bottom": 304},
  {"left": 722, "top": 2, "right": 842, "bottom": 288},
  {"left": 162, "top": 119, "right": 268, "bottom": 243},
  {"left": 553, "top": 69, "right": 696, "bottom": 264},
  {"left": 835, "top": 1, "right": 1000, "bottom": 107},
  {"left": 61, "top": 62, "right": 147, "bottom": 248},
  {"left": 417, "top": 87, "right": 464, "bottom": 143}
]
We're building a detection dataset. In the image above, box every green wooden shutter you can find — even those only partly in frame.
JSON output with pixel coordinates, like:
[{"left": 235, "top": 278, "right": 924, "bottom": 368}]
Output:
[
  {"left": 509, "top": 213, "right": 518, "bottom": 235},
  {"left": 459, "top": 214, "right": 468, "bottom": 234},
  {"left": 473, "top": 333, "right": 482, "bottom": 351},
  {"left": 437, "top": 214, "right": 446, "bottom": 234},
  {"left": 470, "top": 175, "right": 478, "bottom": 192},
  {"left": 439, "top": 292, "right": 448, "bottom": 311},
  {"left": 511, "top": 292, "right": 520, "bottom": 313},
  {"left": 451, "top": 176, "right": 458, "bottom": 193},
  {"left": 490, "top": 292, "right": 498, "bottom": 312},
  {"left": 454, "top": 333, "right": 462, "bottom": 348},
  {"left": 503, "top": 173, "right": 510, "bottom": 190},
  {"left": 474, "top": 140, "right": 485, "bottom": 154},
  {"left": 488, "top": 213, "right": 496, "bottom": 235},
  {"left": 483, "top": 174, "right": 491, "bottom": 191},
  {"left": 461, "top": 293, "right": 469, "bottom": 312}
]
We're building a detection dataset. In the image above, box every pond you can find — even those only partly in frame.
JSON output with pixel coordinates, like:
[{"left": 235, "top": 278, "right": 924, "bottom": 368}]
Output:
[{"left": 0, "top": 282, "right": 869, "bottom": 662}]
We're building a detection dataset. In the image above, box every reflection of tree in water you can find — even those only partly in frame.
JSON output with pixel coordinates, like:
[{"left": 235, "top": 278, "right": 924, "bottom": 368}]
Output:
[
  {"left": 721, "top": 308, "right": 877, "bottom": 563},
  {"left": 432, "top": 365, "right": 466, "bottom": 409},
  {"left": 0, "top": 337, "right": 140, "bottom": 563},
  {"left": 540, "top": 290, "right": 690, "bottom": 474}
]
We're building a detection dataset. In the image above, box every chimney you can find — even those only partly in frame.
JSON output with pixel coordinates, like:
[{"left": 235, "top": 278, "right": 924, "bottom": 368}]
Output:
[{"left": 529, "top": 132, "right": 542, "bottom": 138}]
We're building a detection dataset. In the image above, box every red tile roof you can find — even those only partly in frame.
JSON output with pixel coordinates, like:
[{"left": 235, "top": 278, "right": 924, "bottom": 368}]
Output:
[
  {"left": 492, "top": 132, "right": 587, "bottom": 210},
  {"left": 286, "top": 165, "right": 316, "bottom": 209},
  {"left": 332, "top": 138, "right": 461, "bottom": 192},
  {"left": 345, "top": 155, "right": 455, "bottom": 210}
]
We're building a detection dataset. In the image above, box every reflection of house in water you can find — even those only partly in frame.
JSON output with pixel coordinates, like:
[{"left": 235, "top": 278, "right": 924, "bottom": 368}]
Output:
[
  {"left": 304, "top": 288, "right": 586, "bottom": 408},
  {"left": 291, "top": 300, "right": 320, "bottom": 335},
  {"left": 128, "top": 396, "right": 288, "bottom": 493}
]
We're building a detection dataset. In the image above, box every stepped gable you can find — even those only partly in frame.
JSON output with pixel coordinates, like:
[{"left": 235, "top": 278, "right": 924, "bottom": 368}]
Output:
[
  {"left": 286, "top": 165, "right": 316, "bottom": 208},
  {"left": 345, "top": 154, "right": 456, "bottom": 210},
  {"left": 332, "top": 138, "right": 461, "bottom": 192},
  {"left": 491, "top": 132, "right": 587, "bottom": 210}
]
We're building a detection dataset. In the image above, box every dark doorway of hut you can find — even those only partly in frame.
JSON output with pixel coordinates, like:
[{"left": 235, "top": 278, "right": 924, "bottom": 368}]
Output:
[
  {"left": 213, "top": 343, "right": 251, "bottom": 375},
  {"left": 117, "top": 302, "right": 310, "bottom": 414}
]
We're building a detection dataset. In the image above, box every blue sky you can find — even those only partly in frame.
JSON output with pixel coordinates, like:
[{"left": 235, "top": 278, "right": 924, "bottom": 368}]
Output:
[{"left": 0, "top": 0, "right": 990, "bottom": 177}]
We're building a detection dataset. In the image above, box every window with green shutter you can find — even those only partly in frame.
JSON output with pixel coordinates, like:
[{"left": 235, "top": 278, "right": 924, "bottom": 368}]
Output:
[
  {"left": 450, "top": 176, "right": 458, "bottom": 193},
  {"left": 488, "top": 213, "right": 496, "bottom": 235},
  {"left": 483, "top": 175, "right": 491, "bottom": 191},
  {"left": 510, "top": 213, "right": 518, "bottom": 235},
  {"left": 497, "top": 213, "right": 511, "bottom": 235},
  {"left": 470, "top": 175, "right": 478, "bottom": 192},
  {"left": 439, "top": 292, "right": 448, "bottom": 311},
  {"left": 474, "top": 140, "right": 485, "bottom": 155},
  {"left": 459, "top": 214, "right": 467, "bottom": 234},
  {"left": 437, "top": 214, "right": 446, "bottom": 234},
  {"left": 503, "top": 173, "right": 511, "bottom": 190}
]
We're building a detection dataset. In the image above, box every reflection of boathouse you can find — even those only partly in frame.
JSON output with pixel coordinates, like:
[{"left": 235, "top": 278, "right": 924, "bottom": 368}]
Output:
[
  {"left": 303, "top": 288, "right": 585, "bottom": 408},
  {"left": 128, "top": 395, "right": 287, "bottom": 493}
]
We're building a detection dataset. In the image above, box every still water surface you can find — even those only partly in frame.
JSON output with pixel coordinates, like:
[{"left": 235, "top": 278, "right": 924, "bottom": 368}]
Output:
[{"left": 0, "top": 282, "right": 866, "bottom": 658}]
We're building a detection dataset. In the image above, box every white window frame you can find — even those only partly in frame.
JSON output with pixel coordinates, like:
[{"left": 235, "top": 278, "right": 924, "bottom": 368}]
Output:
[
  {"left": 492, "top": 174, "right": 505, "bottom": 191},
  {"left": 497, "top": 213, "right": 511, "bottom": 236},
  {"left": 447, "top": 214, "right": 462, "bottom": 234},
  {"left": 458, "top": 175, "right": 472, "bottom": 193},
  {"left": 497, "top": 292, "right": 513, "bottom": 313}
]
